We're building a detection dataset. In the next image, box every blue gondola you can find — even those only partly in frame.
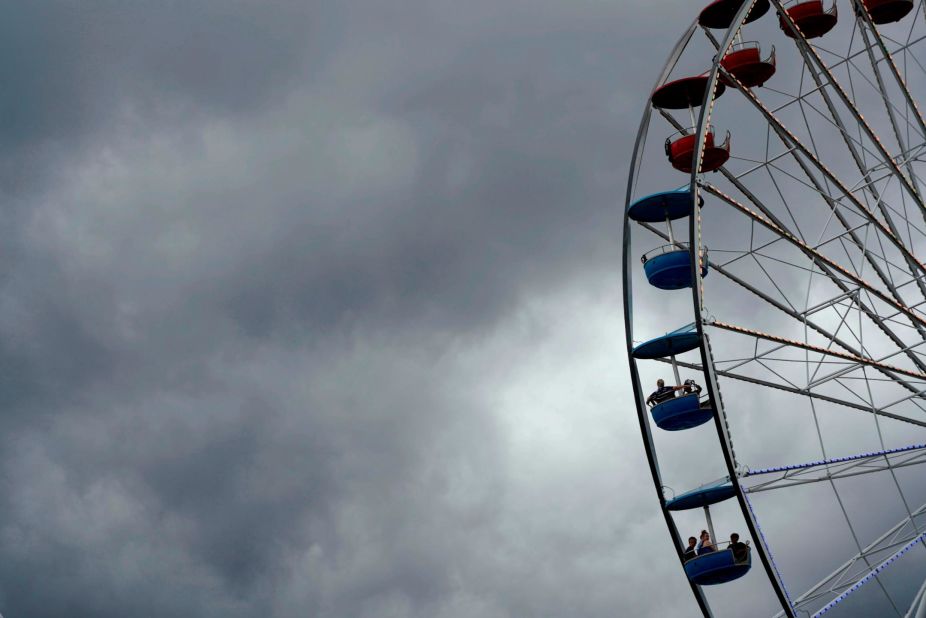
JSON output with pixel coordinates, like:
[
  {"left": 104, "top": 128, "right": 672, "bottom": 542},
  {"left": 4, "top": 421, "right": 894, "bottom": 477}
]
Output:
[
  {"left": 632, "top": 324, "right": 700, "bottom": 359},
  {"left": 651, "top": 393, "right": 713, "bottom": 430},
  {"left": 627, "top": 189, "right": 701, "bottom": 222},
  {"left": 666, "top": 479, "right": 735, "bottom": 511},
  {"left": 685, "top": 547, "right": 751, "bottom": 585},
  {"left": 643, "top": 248, "right": 709, "bottom": 290}
]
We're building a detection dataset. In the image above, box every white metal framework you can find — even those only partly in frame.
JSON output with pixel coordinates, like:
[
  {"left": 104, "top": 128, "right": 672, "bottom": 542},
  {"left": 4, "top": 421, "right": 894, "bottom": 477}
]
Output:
[{"left": 623, "top": 0, "right": 926, "bottom": 615}]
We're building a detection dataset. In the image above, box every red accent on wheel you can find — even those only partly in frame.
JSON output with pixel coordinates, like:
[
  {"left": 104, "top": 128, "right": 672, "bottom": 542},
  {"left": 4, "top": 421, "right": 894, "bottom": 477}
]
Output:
[
  {"left": 652, "top": 76, "right": 726, "bottom": 110},
  {"left": 779, "top": 1, "right": 838, "bottom": 39},
  {"left": 861, "top": 0, "right": 914, "bottom": 24}
]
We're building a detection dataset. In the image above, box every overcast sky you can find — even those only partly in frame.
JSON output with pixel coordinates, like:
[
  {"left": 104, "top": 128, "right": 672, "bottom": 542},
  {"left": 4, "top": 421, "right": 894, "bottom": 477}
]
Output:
[
  {"left": 0, "top": 2, "right": 710, "bottom": 616},
  {"left": 4, "top": 2, "right": 925, "bottom": 617}
]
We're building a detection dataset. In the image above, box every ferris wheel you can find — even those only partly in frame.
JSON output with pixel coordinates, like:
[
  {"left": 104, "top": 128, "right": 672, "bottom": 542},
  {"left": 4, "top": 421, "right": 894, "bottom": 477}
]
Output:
[{"left": 622, "top": 0, "right": 926, "bottom": 615}]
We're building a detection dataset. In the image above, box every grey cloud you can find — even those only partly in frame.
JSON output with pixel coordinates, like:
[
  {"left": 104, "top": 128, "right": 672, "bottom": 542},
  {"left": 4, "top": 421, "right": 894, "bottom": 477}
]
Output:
[{"left": 0, "top": 0, "right": 876, "bottom": 617}]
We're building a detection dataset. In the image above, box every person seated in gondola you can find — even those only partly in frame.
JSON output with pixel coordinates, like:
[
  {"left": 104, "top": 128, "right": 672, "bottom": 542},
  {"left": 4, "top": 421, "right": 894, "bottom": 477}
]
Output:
[
  {"left": 682, "top": 378, "right": 713, "bottom": 409},
  {"left": 646, "top": 379, "right": 685, "bottom": 407},
  {"left": 682, "top": 378, "right": 703, "bottom": 396},
  {"left": 696, "top": 530, "right": 715, "bottom": 555},
  {"left": 683, "top": 536, "right": 698, "bottom": 562},
  {"left": 729, "top": 533, "right": 750, "bottom": 563}
]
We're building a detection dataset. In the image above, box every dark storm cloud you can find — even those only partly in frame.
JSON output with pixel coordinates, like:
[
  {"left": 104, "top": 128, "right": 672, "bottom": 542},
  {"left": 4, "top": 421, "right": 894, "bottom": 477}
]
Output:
[
  {"left": 0, "top": 1, "right": 718, "bottom": 617},
  {"left": 0, "top": 2, "right": 319, "bottom": 138},
  {"left": 0, "top": 1, "right": 323, "bottom": 201}
]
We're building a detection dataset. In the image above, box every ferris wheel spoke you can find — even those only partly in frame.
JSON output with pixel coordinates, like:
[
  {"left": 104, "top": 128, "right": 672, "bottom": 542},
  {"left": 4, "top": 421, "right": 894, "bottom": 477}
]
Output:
[
  {"left": 628, "top": 6, "right": 926, "bottom": 613},
  {"left": 656, "top": 356, "right": 926, "bottom": 428},
  {"left": 741, "top": 443, "right": 926, "bottom": 493},
  {"left": 719, "top": 229, "right": 926, "bottom": 388},
  {"left": 854, "top": 24, "right": 926, "bottom": 299},
  {"left": 703, "top": 184, "right": 926, "bottom": 345},
  {"left": 853, "top": 0, "right": 926, "bottom": 141},
  {"left": 759, "top": 161, "right": 921, "bottom": 300},
  {"left": 855, "top": 362, "right": 925, "bottom": 548},
  {"left": 856, "top": 28, "right": 926, "bottom": 161},
  {"left": 773, "top": 64, "right": 926, "bottom": 323},
  {"left": 697, "top": 21, "right": 926, "bottom": 119},
  {"left": 769, "top": 166, "right": 926, "bottom": 296},
  {"left": 804, "top": 337, "right": 926, "bottom": 389},
  {"left": 773, "top": 503, "right": 926, "bottom": 617},
  {"left": 727, "top": 154, "right": 926, "bottom": 325},
  {"left": 793, "top": 89, "right": 893, "bottom": 164},
  {"left": 699, "top": 23, "right": 722, "bottom": 50},
  {"left": 707, "top": 319, "right": 926, "bottom": 382},
  {"left": 717, "top": 69, "right": 926, "bottom": 286},
  {"left": 773, "top": 1, "right": 926, "bottom": 223},
  {"left": 639, "top": 219, "right": 926, "bottom": 397},
  {"left": 714, "top": 91, "right": 924, "bottom": 293},
  {"left": 908, "top": 578, "right": 926, "bottom": 617},
  {"left": 713, "top": 303, "right": 862, "bottom": 383}
]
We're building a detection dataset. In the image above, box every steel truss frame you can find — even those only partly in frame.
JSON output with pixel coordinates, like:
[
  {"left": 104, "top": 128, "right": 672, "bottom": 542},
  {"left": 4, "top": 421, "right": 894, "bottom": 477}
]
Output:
[{"left": 624, "top": 0, "right": 926, "bottom": 615}]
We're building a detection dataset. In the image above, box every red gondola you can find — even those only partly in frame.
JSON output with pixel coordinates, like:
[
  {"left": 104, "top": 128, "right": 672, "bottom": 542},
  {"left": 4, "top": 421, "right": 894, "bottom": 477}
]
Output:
[
  {"left": 720, "top": 42, "right": 776, "bottom": 88},
  {"left": 651, "top": 75, "right": 727, "bottom": 110},
  {"left": 859, "top": 0, "right": 914, "bottom": 24},
  {"left": 779, "top": 1, "right": 838, "bottom": 39},
  {"left": 699, "top": 0, "right": 771, "bottom": 29},
  {"left": 665, "top": 128, "right": 731, "bottom": 174}
]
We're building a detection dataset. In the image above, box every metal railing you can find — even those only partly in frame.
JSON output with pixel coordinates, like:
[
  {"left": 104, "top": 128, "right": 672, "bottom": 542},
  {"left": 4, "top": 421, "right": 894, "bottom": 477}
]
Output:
[
  {"left": 641, "top": 242, "right": 709, "bottom": 263},
  {"left": 683, "top": 540, "right": 752, "bottom": 564},
  {"left": 647, "top": 383, "right": 710, "bottom": 409},
  {"left": 780, "top": 0, "right": 837, "bottom": 16},
  {"left": 722, "top": 40, "right": 776, "bottom": 63},
  {"left": 664, "top": 126, "right": 730, "bottom": 155}
]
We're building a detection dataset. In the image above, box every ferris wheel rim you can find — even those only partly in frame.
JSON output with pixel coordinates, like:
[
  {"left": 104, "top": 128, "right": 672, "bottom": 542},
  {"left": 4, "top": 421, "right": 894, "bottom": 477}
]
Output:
[
  {"left": 623, "top": 0, "right": 926, "bottom": 615},
  {"left": 623, "top": 1, "right": 797, "bottom": 614}
]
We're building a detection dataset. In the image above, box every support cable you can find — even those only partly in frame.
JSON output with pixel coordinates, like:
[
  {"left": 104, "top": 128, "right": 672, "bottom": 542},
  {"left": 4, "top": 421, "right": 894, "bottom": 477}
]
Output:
[
  {"left": 812, "top": 532, "right": 926, "bottom": 618},
  {"left": 744, "top": 443, "right": 926, "bottom": 476}
]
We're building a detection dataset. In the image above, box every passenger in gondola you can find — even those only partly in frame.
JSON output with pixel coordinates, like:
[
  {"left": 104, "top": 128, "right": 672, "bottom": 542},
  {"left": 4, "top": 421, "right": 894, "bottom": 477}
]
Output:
[
  {"left": 646, "top": 379, "right": 684, "bottom": 407},
  {"left": 730, "top": 533, "right": 750, "bottom": 563},
  {"left": 683, "top": 536, "right": 698, "bottom": 562},
  {"left": 696, "top": 530, "right": 715, "bottom": 555},
  {"left": 683, "top": 378, "right": 712, "bottom": 409},
  {"left": 682, "top": 379, "right": 701, "bottom": 395}
]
